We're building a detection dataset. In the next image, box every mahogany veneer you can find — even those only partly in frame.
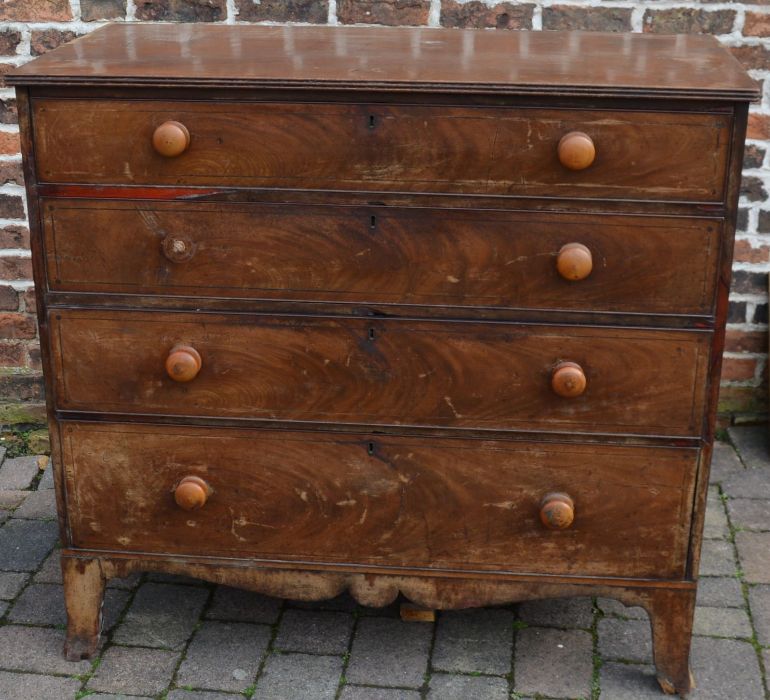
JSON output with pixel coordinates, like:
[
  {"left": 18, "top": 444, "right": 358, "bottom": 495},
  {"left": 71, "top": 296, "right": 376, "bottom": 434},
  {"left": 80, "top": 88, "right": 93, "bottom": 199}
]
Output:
[
  {"left": 50, "top": 310, "right": 711, "bottom": 436},
  {"left": 43, "top": 201, "right": 723, "bottom": 315},
  {"left": 8, "top": 24, "right": 758, "bottom": 694}
]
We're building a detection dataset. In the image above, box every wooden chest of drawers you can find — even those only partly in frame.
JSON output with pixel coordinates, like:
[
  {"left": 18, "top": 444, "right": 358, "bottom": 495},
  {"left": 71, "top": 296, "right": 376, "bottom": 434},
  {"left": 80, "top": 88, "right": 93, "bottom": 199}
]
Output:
[{"left": 9, "top": 24, "right": 757, "bottom": 695}]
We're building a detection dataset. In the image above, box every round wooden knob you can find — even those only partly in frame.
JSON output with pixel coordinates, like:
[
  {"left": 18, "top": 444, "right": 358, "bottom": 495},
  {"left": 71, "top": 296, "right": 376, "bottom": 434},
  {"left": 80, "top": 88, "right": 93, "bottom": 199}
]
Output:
[
  {"left": 162, "top": 235, "right": 196, "bottom": 263},
  {"left": 540, "top": 492, "right": 575, "bottom": 530},
  {"left": 165, "top": 345, "right": 202, "bottom": 383},
  {"left": 557, "top": 243, "right": 593, "bottom": 281},
  {"left": 152, "top": 120, "right": 190, "bottom": 157},
  {"left": 551, "top": 361, "right": 587, "bottom": 398},
  {"left": 557, "top": 131, "right": 595, "bottom": 171},
  {"left": 174, "top": 476, "right": 211, "bottom": 511}
]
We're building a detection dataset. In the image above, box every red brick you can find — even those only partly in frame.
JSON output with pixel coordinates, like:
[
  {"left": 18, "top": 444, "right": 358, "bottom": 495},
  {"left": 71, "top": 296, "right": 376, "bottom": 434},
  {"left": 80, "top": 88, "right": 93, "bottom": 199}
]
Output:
[
  {"left": 543, "top": 6, "right": 632, "bottom": 31},
  {"left": 135, "top": 0, "right": 226, "bottom": 21},
  {"left": 338, "top": 0, "right": 430, "bottom": 25},
  {"left": 722, "top": 357, "right": 759, "bottom": 382},
  {"left": 0, "top": 312, "right": 36, "bottom": 340},
  {"left": 725, "top": 329, "right": 768, "bottom": 354},
  {"left": 732, "top": 270, "right": 767, "bottom": 295},
  {"left": 0, "top": 163, "right": 23, "bottom": 187},
  {"left": 0, "top": 257, "right": 32, "bottom": 281},
  {"left": 744, "top": 143, "right": 766, "bottom": 169},
  {"left": 748, "top": 113, "right": 770, "bottom": 140},
  {"left": 21, "top": 289, "right": 35, "bottom": 312},
  {"left": 81, "top": 0, "right": 127, "bottom": 20},
  {"left": 734, "top": 239, "right": 770, "bottom": 263},
  {"left": 0, "top": 195, "right": 24, "bottom": 219},
  {"left": 0, "top": 285, "right": 18, "bottom": 311},
  {"left": 0, "top": 370, "right": 44, "bottom": 401},
  {"left": 718, "top": 384, "right": 769, "bottom": 416},
  {"left": 0, "top": 226, "right": 28, "bottom": 249},
  {"left": 731, "top": 44, "right": 770, "bottom": 71},
  {"left": 0, "top": 341, "right": 26, "bottom": 367},
  {"left": 0, "top": 99, "right": 16, "bottom": 126},
  {"left": 643, "top": 8, "right": 735, "bottom": 34},
  {"left": 0, "top": 131, "right": 20, "bottom": 156},
  {"left": 0, "top": 30, "right": 21, "bottom": 56},
  {"left": 30, "top": 30, "right": 82, "bottom": 57},
  {"left": 0, "top": 0, "right": 72, "bottom": 21},
  {"left": 236, "top": 0, "right": 327, "bottom": 22},
  {"left": 440, "top": 1, "right": 534, "bottom": 29},
  {"left": 741, "top": 176, "right": 767, "bottom": 202},
  {"left": 26, "top": 344, "right": 41, "bottom": 370},
  {"left": 0, "top": 64, "right": 17, "bottom": 89},
  {"left": 744, "top": 12, "right": 770, "bottom": 36}
]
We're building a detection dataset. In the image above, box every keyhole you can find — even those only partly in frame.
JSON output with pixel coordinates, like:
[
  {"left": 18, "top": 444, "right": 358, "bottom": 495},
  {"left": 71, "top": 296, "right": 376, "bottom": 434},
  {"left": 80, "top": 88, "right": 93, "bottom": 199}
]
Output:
[
  {"left": 368, "top": 328, "right": 376, "bottom": 341},
  {"left": 370, "top": 215, "right": 377, "bottom": 229},
  {"left": 368, "top": 114, "right": 376, "bottom": 129},
  {"left": 367, "top": 442, "right": 375, "bottom": 455}
]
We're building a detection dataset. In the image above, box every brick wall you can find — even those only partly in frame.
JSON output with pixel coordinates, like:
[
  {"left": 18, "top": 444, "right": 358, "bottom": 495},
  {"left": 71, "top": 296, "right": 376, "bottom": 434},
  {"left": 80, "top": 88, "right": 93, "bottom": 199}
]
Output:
[{"left": 0, "top": 0, "right": 768, "bottom": 425}]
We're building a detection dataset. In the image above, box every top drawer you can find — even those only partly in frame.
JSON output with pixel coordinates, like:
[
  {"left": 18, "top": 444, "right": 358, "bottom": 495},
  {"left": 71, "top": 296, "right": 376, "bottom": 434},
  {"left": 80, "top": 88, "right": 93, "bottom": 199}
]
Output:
[{"left": 32, "top": 99, "right": 730, "bottom": 202}]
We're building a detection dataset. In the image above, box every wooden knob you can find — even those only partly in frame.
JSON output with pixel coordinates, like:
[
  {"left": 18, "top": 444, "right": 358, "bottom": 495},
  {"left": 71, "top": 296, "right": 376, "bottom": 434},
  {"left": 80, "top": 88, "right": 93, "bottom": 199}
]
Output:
[
  {"left": 174, "top": 476, "right": 211, "bottom": 511},
  {"left": 557, "top": 131, "right": 595, "bottom": 171},
  {"left": 557, "top": 243, "right": 593, "bottom": 281},
  {"left": 162, "top": 234, "right": 196, "bottom": 263},
  {"left": 551, "top": 361, "right": 586, "bottom": 398},
  {"left": 165, "top": 345, "right": 202, "bottom": 383},
  {"left": 152, "top": 120, "right": 190, "bottom": 157},
  {"left": 540, "top": 492, "right": 575, "bottom": 530}
]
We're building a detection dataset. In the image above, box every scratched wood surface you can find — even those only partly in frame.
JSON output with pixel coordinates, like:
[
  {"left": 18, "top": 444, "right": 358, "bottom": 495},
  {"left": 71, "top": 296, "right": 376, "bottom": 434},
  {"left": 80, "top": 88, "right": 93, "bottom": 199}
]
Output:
[
  {"left": 50, "top": 310, "right": 711, "bottom": 436},
  {"left": 43, "top": 199, "right": 722, "bottom": 316},
  {"left": 7, "top": 24, "right": 759, "bottom": 103},
  {"left": 62, "top": 421, "right": 696, "bottom": 579},
  {"left": 32, "top": 99, "right": 730, "bottom": 201},
  {"left": 10, "top": 24, "right": 756, "bottom": 692}
]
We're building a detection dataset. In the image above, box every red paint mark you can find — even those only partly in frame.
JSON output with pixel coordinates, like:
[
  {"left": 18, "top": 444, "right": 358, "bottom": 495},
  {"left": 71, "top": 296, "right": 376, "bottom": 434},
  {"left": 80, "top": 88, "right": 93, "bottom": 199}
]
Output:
[{"left": 37, "top": 184, "right": 223, "bottom": 200}]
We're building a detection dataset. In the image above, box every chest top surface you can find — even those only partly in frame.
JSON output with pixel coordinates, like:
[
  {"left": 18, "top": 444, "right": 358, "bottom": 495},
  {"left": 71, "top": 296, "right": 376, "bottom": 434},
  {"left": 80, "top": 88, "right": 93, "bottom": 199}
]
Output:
[{"left": 7, "top": 23, "right": 759, "bottom": 101}]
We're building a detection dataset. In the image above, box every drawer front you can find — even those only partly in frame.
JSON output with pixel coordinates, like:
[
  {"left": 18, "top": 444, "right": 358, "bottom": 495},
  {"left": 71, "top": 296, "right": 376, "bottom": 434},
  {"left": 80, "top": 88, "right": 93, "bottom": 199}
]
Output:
[
  {"left": 63, "top": 422, "right": 696, "bottom": 579},
  {"left": 44, "top": 200, "right": 721, "bottom": 316},
  {"left": 33, "top": 99, "right": 729, "bottom": 201},
  {"left": 50, "top": 311, "right": 711, "bottom": 436}
]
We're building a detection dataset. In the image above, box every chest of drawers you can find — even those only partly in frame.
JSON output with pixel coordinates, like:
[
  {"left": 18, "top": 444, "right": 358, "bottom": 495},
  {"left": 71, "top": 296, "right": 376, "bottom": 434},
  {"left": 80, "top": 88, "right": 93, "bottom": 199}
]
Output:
[{"left": 8, "top": 24, "right": 757, "bottom": 695}]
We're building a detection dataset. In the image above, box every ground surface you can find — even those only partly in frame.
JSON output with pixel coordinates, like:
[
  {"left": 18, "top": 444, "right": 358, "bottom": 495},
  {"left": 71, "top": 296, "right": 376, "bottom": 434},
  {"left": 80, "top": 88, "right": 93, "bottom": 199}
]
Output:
[{"left": 0, "top": 426, "right": 768, "bottom": 699}]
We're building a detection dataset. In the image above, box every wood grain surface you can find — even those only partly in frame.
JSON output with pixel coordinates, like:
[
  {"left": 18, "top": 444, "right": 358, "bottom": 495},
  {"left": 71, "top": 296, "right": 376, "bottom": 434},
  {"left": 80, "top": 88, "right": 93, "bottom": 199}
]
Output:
[
  {"left": 43, "top": 199, "right": 722, "bottom": 316},
  {"left": 7, "top": 25, "right": 759, "bottom": 102},
  {"left": 62, "top": 421, "right": 697, "bottom": 579},
  {"left": 32, "top": 99, "right": 730, "bottom": 201},
  {"left": 11, "top": 24, "right": 757, "bottom": 694},
  {"left": 50, "top": 310, "right": 711, "bottom": 436}
]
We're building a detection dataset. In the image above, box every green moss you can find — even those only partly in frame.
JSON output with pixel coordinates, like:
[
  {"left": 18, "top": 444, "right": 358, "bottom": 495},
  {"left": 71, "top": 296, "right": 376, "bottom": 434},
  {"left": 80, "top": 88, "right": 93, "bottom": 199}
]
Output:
[{"left": 0, "top": 402, "right": 46, "bottom": 429}]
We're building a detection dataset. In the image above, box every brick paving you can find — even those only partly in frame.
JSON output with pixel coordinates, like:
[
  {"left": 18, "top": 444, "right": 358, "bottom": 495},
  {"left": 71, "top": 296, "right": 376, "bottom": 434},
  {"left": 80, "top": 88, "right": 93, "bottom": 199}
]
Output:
[{"left": 0, "top": 428, "right": 767, "bottom": 699}]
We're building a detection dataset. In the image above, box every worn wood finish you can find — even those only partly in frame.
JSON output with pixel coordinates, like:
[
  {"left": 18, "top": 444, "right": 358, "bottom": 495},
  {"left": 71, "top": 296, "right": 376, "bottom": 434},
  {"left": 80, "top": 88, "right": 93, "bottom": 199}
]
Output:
[
  {"left": 62, "top": 548, "right": 696, "bottom": 693},
  {"left": 685, "top": 105, "right": 751, "bottom": 583},
  {"left": 14, "top": 88, "right": 73, "bottom": 545},
  {"left": 32, "top": 99, "right": 730, "bottom": 201},
  {"left": 61, "top": 422, "right": 696, "bottom": 579},
  {"left": 50, "top": 310, "right": 711, "bottom": 436},
  {"left": 10, "top": 24, "right": 755, "bottom": 695},
  {"left": 6, "top": 25, "right": 757, "bottom": 101},
  {"left": 61, "top": 557, "right": 105, "bottom": 661},
  {"left": 42, "top": 200, "right": 723, "bottom": 316}
]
